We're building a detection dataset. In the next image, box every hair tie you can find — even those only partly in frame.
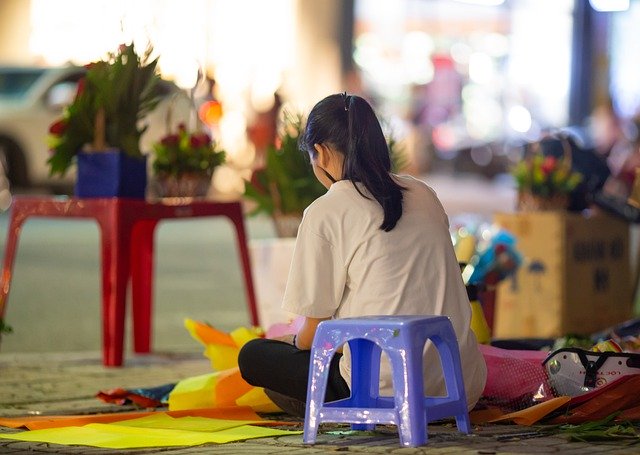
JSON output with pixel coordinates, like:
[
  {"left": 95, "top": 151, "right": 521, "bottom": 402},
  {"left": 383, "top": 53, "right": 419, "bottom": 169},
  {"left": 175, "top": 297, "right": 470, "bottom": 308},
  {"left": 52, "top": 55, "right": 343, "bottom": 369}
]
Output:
[{"left": 342, "top": 91, "right": 349, "bottom": 111}]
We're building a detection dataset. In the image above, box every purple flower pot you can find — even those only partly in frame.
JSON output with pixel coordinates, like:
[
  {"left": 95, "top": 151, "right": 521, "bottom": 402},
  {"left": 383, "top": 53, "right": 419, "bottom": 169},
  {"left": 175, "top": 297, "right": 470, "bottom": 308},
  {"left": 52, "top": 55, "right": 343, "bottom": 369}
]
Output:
[{"left": 75, "top": 151, "right": 147, "bottom": 198}]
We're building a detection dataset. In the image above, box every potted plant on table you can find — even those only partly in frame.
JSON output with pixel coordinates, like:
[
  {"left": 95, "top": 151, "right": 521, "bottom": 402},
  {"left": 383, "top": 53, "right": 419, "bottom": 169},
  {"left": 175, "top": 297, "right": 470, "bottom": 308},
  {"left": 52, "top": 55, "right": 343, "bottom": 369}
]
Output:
[
  {"left": 47, "top": 42, "right": 162, "bottom": 198},
  {"left": 151, "top": 123, "right": 226, "bottom": 198}
]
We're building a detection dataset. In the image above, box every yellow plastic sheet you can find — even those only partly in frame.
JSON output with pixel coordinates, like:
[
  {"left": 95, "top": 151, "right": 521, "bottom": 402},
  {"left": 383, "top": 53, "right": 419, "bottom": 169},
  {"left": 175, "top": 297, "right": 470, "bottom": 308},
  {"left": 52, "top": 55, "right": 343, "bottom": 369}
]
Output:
[
  {"left": 184, "top": 319, "right": 263, "bottom": 371},
  {"left": 110, "top": 413, "right": 261, "bottom": 431},
  {"left": 170, "top": 320, "right": 279, "bottom": 413},
  {"left": 0, "top": 419, "right": 302, "bottom": 449}
]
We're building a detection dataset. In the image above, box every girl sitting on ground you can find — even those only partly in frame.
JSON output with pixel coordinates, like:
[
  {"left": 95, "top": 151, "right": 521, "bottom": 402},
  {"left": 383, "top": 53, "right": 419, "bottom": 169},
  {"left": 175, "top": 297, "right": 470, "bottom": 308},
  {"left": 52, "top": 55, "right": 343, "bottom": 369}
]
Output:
[{"left": 238, "top": 93, "right": 487, "bottom": 416}]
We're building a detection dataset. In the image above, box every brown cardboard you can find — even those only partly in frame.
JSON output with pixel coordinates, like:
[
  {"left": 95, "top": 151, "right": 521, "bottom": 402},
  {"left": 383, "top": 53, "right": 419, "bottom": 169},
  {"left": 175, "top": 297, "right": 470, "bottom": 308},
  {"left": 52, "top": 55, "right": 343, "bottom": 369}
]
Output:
[{"left": 493, "top": 211, "right": 632, "bottom": 338}]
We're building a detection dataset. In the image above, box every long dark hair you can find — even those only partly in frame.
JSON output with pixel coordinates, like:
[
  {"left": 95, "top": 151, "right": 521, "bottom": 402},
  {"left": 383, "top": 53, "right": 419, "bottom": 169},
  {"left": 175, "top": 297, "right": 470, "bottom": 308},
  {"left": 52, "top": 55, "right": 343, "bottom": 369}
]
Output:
[{"left": 300, "top": 93, "right": 405, "bottom": 231}]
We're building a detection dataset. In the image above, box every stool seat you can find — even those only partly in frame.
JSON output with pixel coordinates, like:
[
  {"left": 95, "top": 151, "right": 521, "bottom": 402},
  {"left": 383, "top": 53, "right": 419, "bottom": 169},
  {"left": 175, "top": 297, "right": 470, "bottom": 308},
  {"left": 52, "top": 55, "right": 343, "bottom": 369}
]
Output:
[{"left": 304, "top": 315, "right": 471, "bottom": 447}]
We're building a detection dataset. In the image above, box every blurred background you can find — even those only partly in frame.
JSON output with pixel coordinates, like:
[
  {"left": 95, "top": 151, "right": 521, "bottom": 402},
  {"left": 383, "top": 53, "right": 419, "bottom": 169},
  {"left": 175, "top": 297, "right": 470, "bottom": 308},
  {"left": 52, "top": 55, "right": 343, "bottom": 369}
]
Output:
[
  {"left": 1, "top": 0, "right": 639, "bottom": 198},
  {"left": 1, "top": 0, "right": 640, "bottom": 354}
]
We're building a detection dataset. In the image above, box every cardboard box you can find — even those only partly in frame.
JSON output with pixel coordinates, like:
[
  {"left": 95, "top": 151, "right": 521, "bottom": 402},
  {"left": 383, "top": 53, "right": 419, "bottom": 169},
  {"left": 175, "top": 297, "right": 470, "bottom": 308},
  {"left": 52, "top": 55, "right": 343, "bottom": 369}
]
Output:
[{"left": 493, "top": 211, "right": 632, "bottom": 338}]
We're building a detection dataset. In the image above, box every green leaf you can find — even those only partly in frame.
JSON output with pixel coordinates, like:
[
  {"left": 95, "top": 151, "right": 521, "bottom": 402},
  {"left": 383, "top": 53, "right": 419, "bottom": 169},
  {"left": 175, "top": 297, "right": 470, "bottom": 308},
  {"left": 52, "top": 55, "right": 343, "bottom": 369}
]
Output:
[{"left": 0, "top": 318, "right": 13, "bottom": 334}]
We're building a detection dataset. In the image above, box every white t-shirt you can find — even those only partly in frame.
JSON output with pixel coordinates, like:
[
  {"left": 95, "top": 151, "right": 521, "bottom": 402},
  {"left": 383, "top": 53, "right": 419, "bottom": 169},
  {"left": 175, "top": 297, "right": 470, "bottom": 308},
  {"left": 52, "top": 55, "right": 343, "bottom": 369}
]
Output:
[{"left": 281, "top": 175, "right": 487, "bottom": 409}]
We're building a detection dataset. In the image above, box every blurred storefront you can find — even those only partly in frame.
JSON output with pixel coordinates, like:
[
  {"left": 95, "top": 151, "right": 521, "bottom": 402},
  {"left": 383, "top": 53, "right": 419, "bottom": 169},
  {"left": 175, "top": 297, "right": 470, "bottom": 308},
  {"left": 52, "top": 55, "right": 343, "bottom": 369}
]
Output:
[
  {"left": 1, "top": 0, "right": 639, "bottom": 185},
  {"left": 351, "top": 0, "right": 640, "bottom": 177},
  {"left": 0, "top": 0, "right": 348, "bottom": 194}
]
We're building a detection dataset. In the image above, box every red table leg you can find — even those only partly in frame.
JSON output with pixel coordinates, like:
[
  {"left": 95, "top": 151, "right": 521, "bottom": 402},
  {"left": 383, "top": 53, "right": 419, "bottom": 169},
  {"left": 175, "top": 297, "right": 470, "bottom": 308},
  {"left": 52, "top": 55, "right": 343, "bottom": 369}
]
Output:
[
  {"left": 130, "top": 219, "right": 158, "bottom": 353},
  {"left": 0, "top": 206, "right": 29, "bottom": 325},
  {"left": 224, "top": 203, "right": 259, "bottom": 327},
  {"left": 97, "top": 207, "right": 132, "bottom": 367}
]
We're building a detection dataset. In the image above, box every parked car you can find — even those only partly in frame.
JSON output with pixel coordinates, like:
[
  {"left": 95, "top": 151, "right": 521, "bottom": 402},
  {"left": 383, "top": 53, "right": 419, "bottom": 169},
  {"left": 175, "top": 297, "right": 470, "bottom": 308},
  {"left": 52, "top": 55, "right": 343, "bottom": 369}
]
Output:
[{"left": 0, "top": 65, "right": 193, "bottom": 191}]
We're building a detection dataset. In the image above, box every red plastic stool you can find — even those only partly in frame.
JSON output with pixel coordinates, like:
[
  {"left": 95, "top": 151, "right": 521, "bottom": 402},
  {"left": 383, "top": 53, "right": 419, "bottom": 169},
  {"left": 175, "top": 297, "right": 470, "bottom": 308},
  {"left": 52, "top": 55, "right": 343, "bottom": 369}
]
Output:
[{"left": 0, "top": 196, "right": 258, "bottom": 367}]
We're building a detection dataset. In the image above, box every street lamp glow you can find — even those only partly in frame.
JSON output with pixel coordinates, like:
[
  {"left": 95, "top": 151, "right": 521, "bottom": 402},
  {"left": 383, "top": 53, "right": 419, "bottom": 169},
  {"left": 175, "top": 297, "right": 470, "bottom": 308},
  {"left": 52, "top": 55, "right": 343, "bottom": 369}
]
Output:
[{"left": 508, "top": 106, "right": 532, "bottom": 133}]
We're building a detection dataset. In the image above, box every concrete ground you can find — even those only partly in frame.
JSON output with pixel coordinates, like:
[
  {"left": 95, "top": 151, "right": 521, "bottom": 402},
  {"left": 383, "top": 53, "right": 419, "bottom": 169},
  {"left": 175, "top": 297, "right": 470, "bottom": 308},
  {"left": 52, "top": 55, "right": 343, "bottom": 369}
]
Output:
[{"left": 2, "top": 350, "right": 639, "bottom": 454}]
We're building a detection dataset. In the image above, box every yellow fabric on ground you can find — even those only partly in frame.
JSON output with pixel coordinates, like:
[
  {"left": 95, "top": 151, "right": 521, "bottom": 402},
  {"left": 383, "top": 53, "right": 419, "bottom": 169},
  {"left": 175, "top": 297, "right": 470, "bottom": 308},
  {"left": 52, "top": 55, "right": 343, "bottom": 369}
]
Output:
[
  {"left": 236, "top": 387, "right": 277, "bottom": 413},
  {"left": 110, "top": 414, "right": 262, "bottom": 431},
  {"left": 170, "top": 320, "right": 280, "bottom": 413},
  {"left": 0, "top": 418, "right": 302, "bottom": 449}
]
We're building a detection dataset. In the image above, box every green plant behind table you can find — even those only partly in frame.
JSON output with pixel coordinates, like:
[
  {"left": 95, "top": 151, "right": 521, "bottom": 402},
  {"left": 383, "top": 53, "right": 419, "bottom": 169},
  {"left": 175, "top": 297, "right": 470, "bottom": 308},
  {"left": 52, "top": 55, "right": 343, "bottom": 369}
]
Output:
[
  {"left": 243, "top": 111, "right": 409, "bottom": 217},
  {"left": 243, "top": 112, "right": 326, "bottom": 217},
  {"left": 47, "top": 42, "right": 162, "bottom": 176}
]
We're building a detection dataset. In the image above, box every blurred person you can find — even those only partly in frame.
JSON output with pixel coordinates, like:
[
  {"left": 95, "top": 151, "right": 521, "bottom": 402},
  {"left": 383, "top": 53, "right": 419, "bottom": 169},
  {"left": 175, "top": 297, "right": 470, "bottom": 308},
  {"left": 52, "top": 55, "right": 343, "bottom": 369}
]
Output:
[
  {"left": 246, "top": 92, "right": 283, "bottom": 169},
  {"left": 602, "top": 113, "right": 640, "bottom": 199},
  {"left": 587, "top": 99, "right": 625, "bottom": 158},
  {"left": 238, "top": 92, "right": 487, "bottom": 417}
]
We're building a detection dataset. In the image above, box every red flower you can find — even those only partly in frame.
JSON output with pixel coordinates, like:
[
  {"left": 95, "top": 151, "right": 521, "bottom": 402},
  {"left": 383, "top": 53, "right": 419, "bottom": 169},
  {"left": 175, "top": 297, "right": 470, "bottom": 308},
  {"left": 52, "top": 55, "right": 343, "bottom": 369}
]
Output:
[
  {"left": 190, "top": 133, "right": 210, "bottom": 148},
  {"left": 49, "top": 119, "right": 68, "bottom": 136},
  {"left": 178, "top": 123, "right": 187, "bottom": 133},
  {"left": 75, "top": 78, "right": 86, "bottom": 99},
  {"left": 540, "top": 156, "right": 557, "bottom": 175},
  {"left": 161, "top": 134, "right": 180, "bottom": 146}
]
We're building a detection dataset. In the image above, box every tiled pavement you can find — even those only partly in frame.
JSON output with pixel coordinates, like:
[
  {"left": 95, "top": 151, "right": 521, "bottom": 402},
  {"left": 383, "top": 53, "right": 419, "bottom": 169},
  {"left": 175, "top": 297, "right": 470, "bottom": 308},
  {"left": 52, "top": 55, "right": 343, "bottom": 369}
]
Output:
[{"left": 1, "top": 350, "right": 639, "bottom": 454}]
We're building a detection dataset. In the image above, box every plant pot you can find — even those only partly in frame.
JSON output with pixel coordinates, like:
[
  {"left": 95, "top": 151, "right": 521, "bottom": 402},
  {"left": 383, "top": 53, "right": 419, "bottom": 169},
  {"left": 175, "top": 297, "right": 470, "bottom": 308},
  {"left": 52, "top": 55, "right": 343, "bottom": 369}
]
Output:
[
  {"left": 155, "top": 173, "right": 212, "bottom": 198},
  {"left": 517, "top": 192, "right": 568, "bottom": 212},
  {"left": 75, "top": 150, "right": 147, "bottom": 198},
  {"left": 273, "top": 213, "right": 303, "bottom": 238}
]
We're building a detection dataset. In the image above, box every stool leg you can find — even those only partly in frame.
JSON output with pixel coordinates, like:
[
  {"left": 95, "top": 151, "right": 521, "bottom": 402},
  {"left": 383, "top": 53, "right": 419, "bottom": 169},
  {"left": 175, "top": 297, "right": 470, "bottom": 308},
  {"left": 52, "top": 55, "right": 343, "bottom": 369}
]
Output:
[
  {"left": 349, "top": 339, "right": 380, "bottom": 431},
  {"left": 388, "top": 340, "right": 427, "bottom": 447},
  {"left": 432, "top": 334, "right": 471, "bottom": 434},
  {"left": 304, "top": 343, "right": 337, "bottom": 444},
  {"left": 131, "top": 220, "right": 158, "bottom": 354},
  {"left": 225, "top": 204, "right": 259, "bottom": 327}
]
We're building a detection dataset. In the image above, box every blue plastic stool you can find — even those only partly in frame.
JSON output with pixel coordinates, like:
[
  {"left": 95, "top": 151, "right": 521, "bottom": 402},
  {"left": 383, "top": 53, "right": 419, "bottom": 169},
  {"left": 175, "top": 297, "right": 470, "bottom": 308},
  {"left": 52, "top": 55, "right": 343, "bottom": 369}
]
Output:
[{"left": 303, "top": 315, "right": 471, "bottom": 447}]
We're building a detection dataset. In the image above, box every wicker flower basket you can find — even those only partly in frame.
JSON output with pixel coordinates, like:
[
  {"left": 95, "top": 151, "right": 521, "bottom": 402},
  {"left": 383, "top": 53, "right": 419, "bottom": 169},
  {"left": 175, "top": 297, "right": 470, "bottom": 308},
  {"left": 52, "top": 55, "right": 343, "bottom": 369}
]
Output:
[
  {"left": 517, "top": 192, "right": 569, "bottom": 211},
  {"left": 513, "top": 135, "right": 581, "bottom": 212},
  {"left": 155, "top": 173, "right": 211, "bottom": 198}
]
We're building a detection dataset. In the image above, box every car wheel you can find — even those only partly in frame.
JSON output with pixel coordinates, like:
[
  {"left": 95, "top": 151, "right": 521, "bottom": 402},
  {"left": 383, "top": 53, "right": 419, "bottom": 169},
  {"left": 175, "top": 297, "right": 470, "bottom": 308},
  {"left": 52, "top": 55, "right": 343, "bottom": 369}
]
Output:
[{"left": 0, "top": 138, "right": 30, "bottom": 190}]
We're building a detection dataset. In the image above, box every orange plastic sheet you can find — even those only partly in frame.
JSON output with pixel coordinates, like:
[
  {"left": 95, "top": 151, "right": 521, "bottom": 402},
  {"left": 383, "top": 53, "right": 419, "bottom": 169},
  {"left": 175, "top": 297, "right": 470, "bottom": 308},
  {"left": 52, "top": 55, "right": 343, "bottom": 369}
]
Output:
[
  {"left": 470, "top": 397, "right": 571, "bottom": 426},
  {"left": 0, "top": 407, "right": 271, "bottom": 430},
  {"left": 470, "top": 375, "right": 640, "bottom": 425},
  {"left": 550, "top": 375, "right": 640, "bottom": 424},
  {"left": 168, "top": 320, "right": 279, "bottom": 413}
]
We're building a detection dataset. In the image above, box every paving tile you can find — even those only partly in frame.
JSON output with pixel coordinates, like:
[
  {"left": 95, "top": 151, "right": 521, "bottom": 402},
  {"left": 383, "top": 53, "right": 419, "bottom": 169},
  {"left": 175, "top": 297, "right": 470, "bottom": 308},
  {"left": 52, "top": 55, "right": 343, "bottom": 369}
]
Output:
[{"left": 1, "top": 350, "right": 639, "bottom": 454}]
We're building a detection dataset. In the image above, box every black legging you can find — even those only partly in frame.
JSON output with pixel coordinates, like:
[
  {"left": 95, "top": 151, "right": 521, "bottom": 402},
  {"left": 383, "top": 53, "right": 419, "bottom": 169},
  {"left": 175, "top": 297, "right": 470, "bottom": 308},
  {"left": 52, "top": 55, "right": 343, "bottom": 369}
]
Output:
[{"left": 238, "top": 338, "right": 351, "bottom": 402}]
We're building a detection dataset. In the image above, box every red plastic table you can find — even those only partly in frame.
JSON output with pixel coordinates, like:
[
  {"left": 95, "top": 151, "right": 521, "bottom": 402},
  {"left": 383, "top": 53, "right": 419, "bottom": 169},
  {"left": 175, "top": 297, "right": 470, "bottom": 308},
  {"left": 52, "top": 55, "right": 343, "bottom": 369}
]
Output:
[{"left": 0, "top": 197, "right": 258, "bottom": 367}]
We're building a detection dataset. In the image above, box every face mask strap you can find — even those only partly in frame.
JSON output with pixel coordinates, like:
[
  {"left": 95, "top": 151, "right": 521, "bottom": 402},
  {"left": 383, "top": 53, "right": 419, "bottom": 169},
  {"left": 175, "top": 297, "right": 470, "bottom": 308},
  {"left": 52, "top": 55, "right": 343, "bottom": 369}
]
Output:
[{"left": 320, "top": 166, "right": 337, "bottom": 183}]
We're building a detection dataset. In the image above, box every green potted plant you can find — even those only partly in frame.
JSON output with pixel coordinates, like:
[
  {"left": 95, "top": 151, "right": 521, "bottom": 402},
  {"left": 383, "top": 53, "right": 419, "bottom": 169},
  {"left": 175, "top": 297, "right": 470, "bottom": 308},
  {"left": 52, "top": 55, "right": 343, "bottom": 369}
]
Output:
[
  {"left": 243, "top": 111, "right": 408, "bottom": 237},
  {"left": 151, "top": 123, "right": 226, "bottom": 198},
  {"left": 47, "top": 42, "right": 162, "bottom": 198},
  {"left": 243, "top": 111, "right": 325, "bottom": 237}
]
